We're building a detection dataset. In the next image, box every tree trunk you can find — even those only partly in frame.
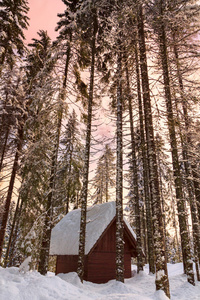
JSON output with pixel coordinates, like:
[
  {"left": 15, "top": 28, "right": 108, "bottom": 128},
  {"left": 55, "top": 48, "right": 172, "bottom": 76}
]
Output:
[
  {"left": 0, "top": 86, "right": 13, "bottom": 173},
  {"left": 141, "top": 205, "right": 148, "bottom": 264},
  {"left": 8, "top": 195, "right": 24, "bottom": 267},
  {"left": 158, "top": 4, "right": 194, "bottom": 285},
  {"left": 4, "top": 193, "right": 21, "bottom": 267},
  {"left": 134, "top": 37, "right": 155, "bottom": 274},
  {"left": 115, "top": 37, "right": 124, "bottom": 283},
  {"left": 192, "top": 168, "right": 200, "bottom": 220},
  {"left": 0, "top": 125, "right": 23, "bottom": 260},
  {"left": 0, "top": 127, "right": 10, "bottom": 173},
  {"left": 137, "top": 4, "right": 170, "bottom": 297},
  {"left": 172, "top": 31, "right": 200, "bottom": 278},
  {"left": 37, "top": 142, "right": 57, "bottom": 275},
  {"left": 66, "top": 148, "right": 73, "bottom": 214},
  {"left": 125, "top": 62, "right": 143, "bottom": 273},
  {"left": 38, "top": 32, "right": 72, "bottom": 275},
  {"left": 169, "top": 172, "right": 181, "bottom": 262},
  {"left": 105, "top": 152, "right": 109, "bottom": 203},
  {"left": 77, "top": 10, "right": 97, "bottom": 282},
  {"left": 0, "top": 47, "right": 7, "bottom": 77},
  {"left": 156, "top": 139, "right": 168, "bottom": 261},
  {"left": 175, "top": 104, "right": 200, "bottom": 279}
]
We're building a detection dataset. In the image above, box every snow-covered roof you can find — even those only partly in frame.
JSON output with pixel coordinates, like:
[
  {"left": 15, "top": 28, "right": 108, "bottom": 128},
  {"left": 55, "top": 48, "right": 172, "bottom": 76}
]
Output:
[{"left": 50, "top": 201, "right": 136, "bottom": 256}]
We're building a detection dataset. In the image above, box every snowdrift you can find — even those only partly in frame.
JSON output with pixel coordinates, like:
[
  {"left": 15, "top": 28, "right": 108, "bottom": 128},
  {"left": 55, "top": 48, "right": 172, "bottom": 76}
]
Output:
[{"left": 0, "top": 263, "right": 200, "bottom": 300}]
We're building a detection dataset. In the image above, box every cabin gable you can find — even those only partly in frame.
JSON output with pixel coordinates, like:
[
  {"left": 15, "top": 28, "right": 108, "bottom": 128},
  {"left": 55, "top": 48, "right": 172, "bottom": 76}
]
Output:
[
  {"left": 90, "top": 218, "right": 136, "bottom": 255},
  {"left": 86, "top": 219, "right": 136, "bottom": 283},
  {"left": 51, "top": 202, "right": 138, "bottom": 283}
]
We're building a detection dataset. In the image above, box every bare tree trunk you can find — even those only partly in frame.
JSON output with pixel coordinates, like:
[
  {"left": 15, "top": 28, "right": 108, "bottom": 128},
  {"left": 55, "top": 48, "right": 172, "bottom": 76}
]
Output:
[
  {"left": 125, "top": 61, "right": 143, "bottom": 273},
  {"left": 37, "top": 143, "right": 58, "bottom": 275},
  {"left": 105, "top": 152, "right": 109, "bottom": 203},
  {"left": 0, "top": 87, "right": 13, "bottom": 174},
  {"left": 175, "top": 104, "right": 200, "bottom": 280},
  {"left": 137, "top": 4, "right": 170, "bottom": 297},
  {"left": 0, "top": 47, "right": 7, "bottom": 77},
  {"left": 156, "top": 137, "right": 168, "bottom": 261},
  {"left": 192, "top": 169, "right": 200, "bottom": 220},
  {"left": 4, "top": 193, "right": 21, "bottom": 267},
  {"left": 0, "top": 127, "right": 10, "bottom": 173},
  {"left": 38, "top": 32, "right": 72, "bottom": 275},
  {"left": 141, "top": 205, "right": 147, "bottom": 264},
  {"left": 134, "top": 38, "right": 155, "bottom": 274},
  {"left": 0, "top": 125, "right": 23, "bottom": 260},
  {"left": 77, "top": 10, "right": 97, "bottom": 282},
  {"left": 172, "top": 32, "right": 200, "bottom": 279},
  {"left": 8, "top": 195, "right": 24, "bottom": 267},
  {"left": 66, "top": 146, "right": 73, "bottom": 214},
  {"left": 115, "top": 37, "right": 124, "bottom": 283},
  {"left": 169, "top": 173, "right": 181, "bottom": 262},
  {"left": 158, "top": 4, "right": 194, "bottom": 285}
]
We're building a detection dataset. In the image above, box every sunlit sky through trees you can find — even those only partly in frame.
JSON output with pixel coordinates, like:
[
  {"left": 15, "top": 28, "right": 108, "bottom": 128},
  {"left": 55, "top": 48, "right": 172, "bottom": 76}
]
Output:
[
  {"left": 25, "top": 0, "right": 65, "bottom": 43},
  {"left": 25, "top": 0, "right": 118, "bottom": 204}
]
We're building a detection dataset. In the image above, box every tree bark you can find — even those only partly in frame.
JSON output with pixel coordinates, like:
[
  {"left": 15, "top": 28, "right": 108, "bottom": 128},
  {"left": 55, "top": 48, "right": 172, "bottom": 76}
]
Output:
[
  {"left": 4, "top": 193, "right": 21, "bottom": 267},
  {"left": 172, "top": 31, "right": 200, "bottom": 279},
  {"left": 115, "top": 37, "right": 124, "bottom": 283},
  {"left": 158, "top": 3, "right": 194, "bottom": 285},
  {"left": 0, "top": 125, "right": 23, "bottom": 260},
  {"left": 137, "top": 4, "right": 170, "bottom": 297},
  {"left": 8, "top": 195, "right": 24, "bottom": 267},
  {"left": 125, "top": 61, "right": 143, "bottom": 273},
  {"left": 77, "top": 10, "right": 97, "bottom": 282},
  {"left": 169, "top": 172, "right": 181, "bottom": 262},
  {"left": 105, "top": 148, "right": 109, "bottom": 203},
  {"left": 38, "top": 32, "right": 72, "bottom": 275},
  {"left": 134, "top": 38, "right": 155, "bottom": 274},
  {"left": 0, "top": 127, "right": 10, "bottom": 173}
]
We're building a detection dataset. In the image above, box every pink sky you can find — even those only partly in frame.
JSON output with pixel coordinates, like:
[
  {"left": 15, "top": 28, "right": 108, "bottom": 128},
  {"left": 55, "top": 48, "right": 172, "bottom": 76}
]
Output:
[
  {"left": 25, "top": 0, "right": 65, "bottom": 43},
  {"left": 25, "top": 0, "right": 115, "bottom": 142}
]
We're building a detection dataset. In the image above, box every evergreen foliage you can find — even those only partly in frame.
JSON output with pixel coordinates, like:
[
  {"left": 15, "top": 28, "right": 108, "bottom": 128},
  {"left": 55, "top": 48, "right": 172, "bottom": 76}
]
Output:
[
  {"left": 0, "top": 0, "right": 29, "bottom": 70},
  {"left": 92, "top": 144, "right": 115, "bottom": 204},
  {"left": 1, "top": 0, "right": 200, "bottom": 298}
]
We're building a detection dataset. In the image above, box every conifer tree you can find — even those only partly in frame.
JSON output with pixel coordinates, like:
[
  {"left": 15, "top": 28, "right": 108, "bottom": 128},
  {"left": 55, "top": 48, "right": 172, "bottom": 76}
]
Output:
[
  {"left": 92, "top": 144, "right": 115, "bottom": 204},
  {"left": 168, "top": 1, "right": 200, "bottom": 273},
  {"left": 77, "top": 2, "right": 98, "bottom": 282},
  {"left": 136, "top": 3, "right": 170, "bottom": 297},
  {"left": 0, "top": 82, "right": 24, "bottom": 260},
  {"left": 8, "top": 29, "right": 58, "bottom": 268},
  {"left": 56, "top": 110, "right": 84, "bottom": 213},
  {"left": 0, "top": 0, "right": 29, "bottom": 73},
  {"left": 37, "top": 0, "right": 80, "bottom": 275},
  {"left": 148, "top": 0, "right": 195, "bottom": 285},
  {"left": 0, "top": 30, "right": 56, "bottom": 262},
  {"left": 0, "top": 64, "right": 24, "bottom": 173},
  {"left": 115, "top": 36, "right": 124, "bottom": 282},
  {"left": 125, "top": 56, "right": 143, "bottom": 273},
  {"left": 134, "top": 37, "right": 155, "bottom": 274}
]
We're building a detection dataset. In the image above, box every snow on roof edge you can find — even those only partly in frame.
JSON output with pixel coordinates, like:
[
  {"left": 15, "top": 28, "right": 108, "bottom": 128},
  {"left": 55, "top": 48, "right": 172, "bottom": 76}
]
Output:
[
  {"left": 50, "top": 201, "right": 137, "bottom": 256},
  {"left": 50, "top": 201, "right": 116, "bottom": 255}
]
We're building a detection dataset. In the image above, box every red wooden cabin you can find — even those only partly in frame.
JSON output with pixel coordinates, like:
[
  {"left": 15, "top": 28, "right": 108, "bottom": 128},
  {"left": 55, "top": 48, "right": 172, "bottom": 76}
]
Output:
[{"left": 50, "top": 202, "right": 138, "bottom": 283}]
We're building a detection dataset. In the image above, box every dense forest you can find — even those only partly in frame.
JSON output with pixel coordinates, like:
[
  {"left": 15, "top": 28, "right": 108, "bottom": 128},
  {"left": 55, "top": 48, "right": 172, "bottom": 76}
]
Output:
[{"left": 0, "top": 0, "right": 200, "bottom": 298}]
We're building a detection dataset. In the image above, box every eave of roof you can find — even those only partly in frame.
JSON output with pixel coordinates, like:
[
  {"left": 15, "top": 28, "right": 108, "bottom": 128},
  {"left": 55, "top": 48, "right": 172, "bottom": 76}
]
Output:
[
  {"left": 88, "top": 216, "right": 137, "bottom": 257},
  {"left": 50, "top": 202, "right": 137, "bottom": 256}
]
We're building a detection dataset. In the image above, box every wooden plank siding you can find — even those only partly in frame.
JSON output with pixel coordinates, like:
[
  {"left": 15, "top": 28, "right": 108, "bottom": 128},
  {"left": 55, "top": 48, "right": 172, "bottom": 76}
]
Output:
[
  {"left": 91, "top": 220, "right": 134, "bottom": 253},
  {"left": 87, "top": 220, "right": 132, "bottom": 283},
  {"left": 87, "top": 252, "right": 132, "bottom": 283},
  {"left": 56, "top": 255, "right": 78, "bottom": 275},
  {"left": 56, "top": 255, "right": 89, "bottom": 279},
  {"left": 55, "top": 218, "right": 137, "bottom": 283}
]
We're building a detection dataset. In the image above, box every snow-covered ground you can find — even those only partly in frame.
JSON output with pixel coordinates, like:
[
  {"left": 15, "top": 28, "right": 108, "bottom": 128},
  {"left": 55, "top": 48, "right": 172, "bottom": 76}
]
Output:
[{"left": 0, "top": 263, "right": 200, "bottom": 300}]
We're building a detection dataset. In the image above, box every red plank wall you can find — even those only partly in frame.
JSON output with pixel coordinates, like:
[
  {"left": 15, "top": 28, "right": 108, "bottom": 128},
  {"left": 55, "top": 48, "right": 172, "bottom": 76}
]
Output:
[{"left": 55, "top": 219, "right": 136, "bottom": 283}]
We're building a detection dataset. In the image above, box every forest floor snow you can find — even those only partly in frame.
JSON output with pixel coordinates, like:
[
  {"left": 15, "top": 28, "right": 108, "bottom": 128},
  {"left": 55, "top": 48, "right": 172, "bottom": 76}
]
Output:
[{"left": 0, "top": 263, "right": 200, "bottom": 300}]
